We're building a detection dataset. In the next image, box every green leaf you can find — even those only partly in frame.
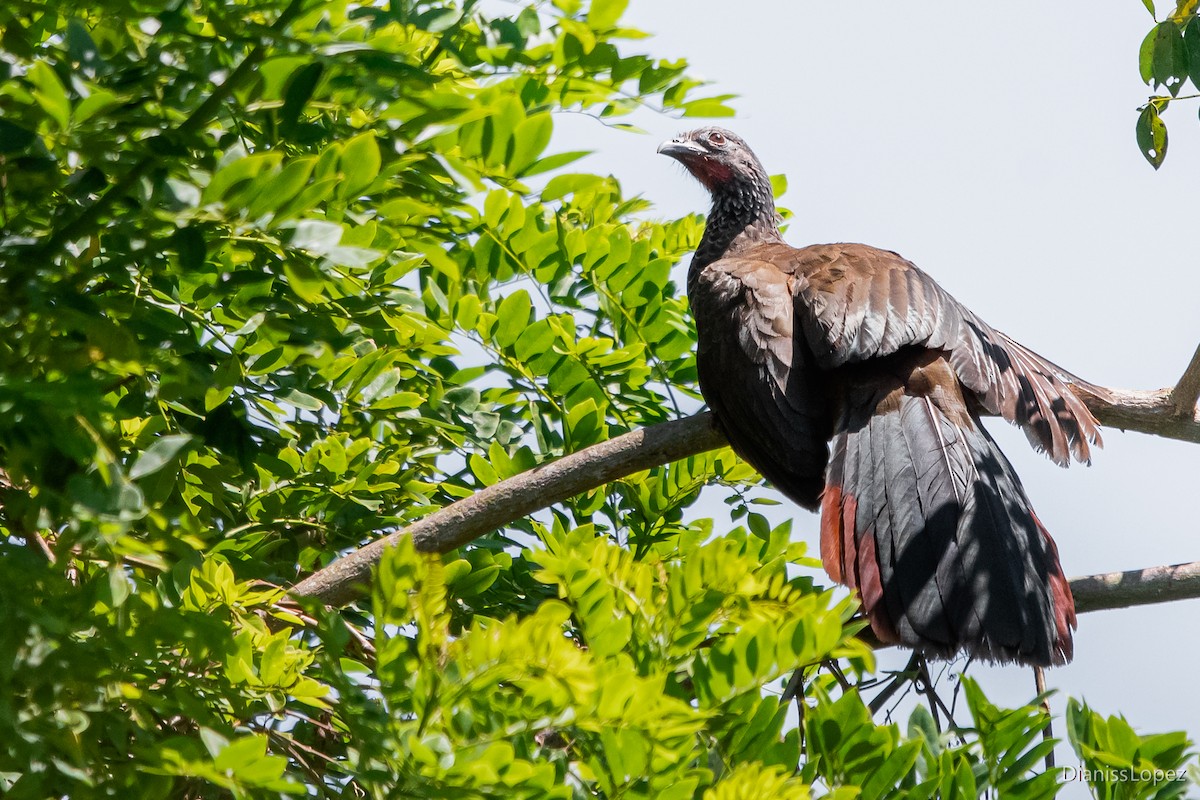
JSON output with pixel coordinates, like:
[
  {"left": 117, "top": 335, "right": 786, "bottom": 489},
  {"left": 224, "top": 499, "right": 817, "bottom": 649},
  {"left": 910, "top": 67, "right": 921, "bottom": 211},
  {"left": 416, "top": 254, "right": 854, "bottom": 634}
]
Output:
[
  {"left": 587, "top": 0, "right": 629, "bottom": 30},
  {"left": 280, "top": 389, "right": 324, "bottom": 411},
  {"left": 280, "top": 61, "right": 324, "bottom": 133},
  {"left": 318, "top": 438, "right": 348, "bottom": 475},
  {"left": 455, "top": 564, "right": 500, "bottom": 596},
  {"left": 908, "top": 704, "right": 941, "bottom": 755},
  {"left": 173, "top": 225, "right": 207, "bottom": 271},
  {"left": 514, "top": 319, "right": 558, "bottom": 361},
  {"left": 27, "top": 62, "right": 71, "bottom": 130},
  {"left": 1186, "top": 17, "right": 1200, "bottom": 89},
  {"left": 1143, "top": 21, "right": 1188, "bottom": 89},
  {"left": 769, "top": 173, "right": 788, "bottom": 199},
  {"left": 283, "top": 260, "right": 328, "bottom": 303},
  {"left": 542, "top": 172, "right": 605, "bottom": 201},
  {"left": 324, "top": 245, "right": 381, "bottom": 267},
  {"left": 370, "top": 391, "right": 423, "bottom": 411},
  {"left": 1136, "top": 103, "right": 1168, "bottom": 168},
  {"left": 341, "top": 133, "right": 381, "bottom": 197},
  {"left": 129, "top": 434, "right": 194, "bottom": 480},
  {"left": 107, "top": 567, "right": 131, "bottom": 608},
  {"left": 509, "top": 113, "right": 554, "bottom": 174},
  {"left": 415, "top": 7, "right": 463, "bottom": 32},
  {"left": 205, "top": 358, "right": 242, "bottom": 412},
  {"left": 291, "top": 219, "right": 343, "bottom": 255},
  {"left": 213, "top": 734, "right": 267, "bottom": 772},
  {"left": 205, "top": 153, "right": 277, "bottom": 203},
  {"left": 249, "top": 157, "right": 316, "bottom": 218},
  {"left": 680, "top": 95, "right": 737, "bottom": 118},
  {"left": 495, "top": 290, "right": 533, "bottom": 347},
  {"left": 519, "top": 149, "right": 592, "bottom": 177},
  {"left": 74, "top": 89, "right": 121, "bottom": 124},
  {"left": 747, "top": 512, "right": 771, "bottom": 540},
  {"left": 861, "top": 742, "right": 921, "bottom": 797},
  {"left": 259, "top": 633, "right": 288, "bottom": 685},
  {"left": 200, "top": 727, "right": 229, "bottom": 758},
  {"left": 66, "top": 19, "right": 100, "bottom": 68}
]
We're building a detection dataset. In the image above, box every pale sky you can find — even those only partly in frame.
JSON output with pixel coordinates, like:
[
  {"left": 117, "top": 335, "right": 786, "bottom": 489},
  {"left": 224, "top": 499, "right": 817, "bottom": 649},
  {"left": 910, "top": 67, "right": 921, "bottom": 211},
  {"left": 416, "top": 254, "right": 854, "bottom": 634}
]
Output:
[{"left": 553, "top": 0, "right": 1200, "bottom": 782}]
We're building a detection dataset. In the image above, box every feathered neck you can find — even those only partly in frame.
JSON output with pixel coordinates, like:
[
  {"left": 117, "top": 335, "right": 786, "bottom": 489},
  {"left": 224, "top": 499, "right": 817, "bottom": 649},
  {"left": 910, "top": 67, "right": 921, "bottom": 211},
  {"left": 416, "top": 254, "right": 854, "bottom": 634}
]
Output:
[{"left": 691, "top": 168, "right": 783, "bottom": 272}]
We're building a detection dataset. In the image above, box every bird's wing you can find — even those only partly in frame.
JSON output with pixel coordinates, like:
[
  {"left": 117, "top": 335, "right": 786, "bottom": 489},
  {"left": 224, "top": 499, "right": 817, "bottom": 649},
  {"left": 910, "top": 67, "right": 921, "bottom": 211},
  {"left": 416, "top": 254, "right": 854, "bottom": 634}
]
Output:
[
  {"left": 690, "top": 255, "right": 831, "bottom": 509},
  {"left": 741, "top": 241, "right": 1101, "bottom": 466},
  {"left": 820, "top": 349, "right": 1077, "bottom": 665}
]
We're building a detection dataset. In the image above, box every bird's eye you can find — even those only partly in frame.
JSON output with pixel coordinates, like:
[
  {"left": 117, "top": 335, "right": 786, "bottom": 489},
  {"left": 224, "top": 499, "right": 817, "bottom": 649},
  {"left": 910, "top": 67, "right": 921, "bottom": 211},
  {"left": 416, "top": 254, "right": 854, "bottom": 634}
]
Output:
[{"left": 707, "top": 131, "right": 727, "bottom": 147}]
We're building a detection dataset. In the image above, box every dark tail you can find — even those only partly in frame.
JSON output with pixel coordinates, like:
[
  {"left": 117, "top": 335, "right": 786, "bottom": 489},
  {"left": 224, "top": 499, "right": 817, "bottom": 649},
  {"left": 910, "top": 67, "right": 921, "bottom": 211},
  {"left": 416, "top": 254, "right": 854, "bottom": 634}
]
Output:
[{"left": 820, "top": 353, "right": 1076, "bottom": 666}]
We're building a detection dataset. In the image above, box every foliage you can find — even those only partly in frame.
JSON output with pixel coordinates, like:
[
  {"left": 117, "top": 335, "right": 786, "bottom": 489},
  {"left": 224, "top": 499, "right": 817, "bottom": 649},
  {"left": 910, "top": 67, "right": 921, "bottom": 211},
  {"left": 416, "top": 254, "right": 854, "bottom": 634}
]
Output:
[
  {"left": 1066, "top": 700, "right": 1195, "bottom": 800},
  {"left": 1135, "top": 0, "right": 1200, "bottom": 167},
  {"left": 0, "top": 0, "right": 1196, "bottom": 796},
  {"left": 363, "top": 526, "right": 859, "bottom": 798}
]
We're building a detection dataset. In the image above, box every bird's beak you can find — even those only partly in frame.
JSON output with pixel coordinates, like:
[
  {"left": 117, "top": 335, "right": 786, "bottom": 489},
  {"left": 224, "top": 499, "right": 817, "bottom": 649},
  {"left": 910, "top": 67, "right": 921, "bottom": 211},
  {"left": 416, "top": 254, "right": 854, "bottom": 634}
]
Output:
[{"left": 657, "top": 137, "right": 706, "bottom": 160}]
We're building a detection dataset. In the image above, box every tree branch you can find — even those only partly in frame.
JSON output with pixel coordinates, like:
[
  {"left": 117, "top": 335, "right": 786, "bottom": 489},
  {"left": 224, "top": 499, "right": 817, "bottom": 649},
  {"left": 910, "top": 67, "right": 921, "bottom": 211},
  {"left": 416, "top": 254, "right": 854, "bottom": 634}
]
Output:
[
  {"left": 1071, "top": 561, "right": 1200, "bottom": 614},
  {"left": 1072, "top": 381, "right": 1200, "bottom": 444},
  {"left": 290, "top": 413, "right": 726, "bottom": 606},
  {"left": 849, "top": 560, "right": 1200, "bottom": 654},
  {"left": 291, "top": 371, "right": 1200, "bottom": 608},
  {"left": 1168, "top": 343, "right": 1200, "bottom": 417}
]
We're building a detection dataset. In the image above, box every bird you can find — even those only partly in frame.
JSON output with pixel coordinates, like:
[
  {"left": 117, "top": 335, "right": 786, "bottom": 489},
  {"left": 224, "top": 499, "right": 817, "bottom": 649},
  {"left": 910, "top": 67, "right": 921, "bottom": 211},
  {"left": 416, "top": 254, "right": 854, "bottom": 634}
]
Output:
[{"left": 659, "top": 127, "right": 1101, "bottom": 666}]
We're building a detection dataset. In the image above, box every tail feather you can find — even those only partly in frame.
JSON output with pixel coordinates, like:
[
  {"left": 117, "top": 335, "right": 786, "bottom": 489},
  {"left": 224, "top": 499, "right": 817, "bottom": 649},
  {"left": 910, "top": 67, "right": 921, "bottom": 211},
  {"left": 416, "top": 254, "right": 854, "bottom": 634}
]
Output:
[{"left": 821, "top": 352, "right": 1076, "bottom": 666}]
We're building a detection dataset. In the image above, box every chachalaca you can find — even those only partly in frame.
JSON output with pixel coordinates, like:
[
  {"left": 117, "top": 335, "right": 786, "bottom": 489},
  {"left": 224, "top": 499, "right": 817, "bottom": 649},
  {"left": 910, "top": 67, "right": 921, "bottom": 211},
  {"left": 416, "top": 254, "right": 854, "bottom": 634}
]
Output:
[{"left": 659, "top": 127, "right": 1101, "bottom": 666}]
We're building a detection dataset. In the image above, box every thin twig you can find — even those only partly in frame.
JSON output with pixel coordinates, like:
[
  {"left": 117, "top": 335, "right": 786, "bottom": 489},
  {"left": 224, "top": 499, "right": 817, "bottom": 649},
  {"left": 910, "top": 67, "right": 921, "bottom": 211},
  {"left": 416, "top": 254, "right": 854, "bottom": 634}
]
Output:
[
  {"left": 27, "top": 531, "right": 57, "bottom": 564},
  {"left": 1, "top": 481, "right": 56, "bottom": 564},
  {"left": 261, "top": 728, "right": 334, "bottom": 799}
]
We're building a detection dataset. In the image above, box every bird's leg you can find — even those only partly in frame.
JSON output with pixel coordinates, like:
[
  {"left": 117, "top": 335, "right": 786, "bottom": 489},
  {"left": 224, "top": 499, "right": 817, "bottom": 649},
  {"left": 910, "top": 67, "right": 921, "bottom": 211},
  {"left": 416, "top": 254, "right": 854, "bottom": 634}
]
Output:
[
  {"left": 781, "top": 667, "right": 805, "bottom": 703},
  {"left": 915, "top": 655, "right": 942, "bottom": 733},
  {"left": 822, "top": 659, "right": 853, "bottom": 692},
  {"left": 867, "top": 651, "right": 922, "bottom": 715},
  {"left": 781, "top": 668, "right": 808, "bottom": 758},
  {"left": 1035, "top": 666, "right": 1056, "bottom": 770}
]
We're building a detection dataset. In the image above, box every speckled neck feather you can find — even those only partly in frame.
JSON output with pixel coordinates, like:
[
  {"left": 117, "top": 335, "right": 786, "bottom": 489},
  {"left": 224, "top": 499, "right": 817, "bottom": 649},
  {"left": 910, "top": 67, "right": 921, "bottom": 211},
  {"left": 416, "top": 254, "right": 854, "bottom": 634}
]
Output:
[{"left": 690, "top": 158, "right": 783, "bottom": 297}]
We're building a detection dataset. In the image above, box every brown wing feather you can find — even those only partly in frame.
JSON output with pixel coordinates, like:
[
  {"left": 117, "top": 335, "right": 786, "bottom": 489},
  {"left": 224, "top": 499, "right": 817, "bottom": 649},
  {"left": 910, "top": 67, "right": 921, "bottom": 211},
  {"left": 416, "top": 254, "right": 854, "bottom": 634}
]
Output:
[
  {"left": 732, "top": 242, "right": 1101, "bottom": 466},
  {"left": 690, "top": 254, "right": 831, "bottom": 509}
]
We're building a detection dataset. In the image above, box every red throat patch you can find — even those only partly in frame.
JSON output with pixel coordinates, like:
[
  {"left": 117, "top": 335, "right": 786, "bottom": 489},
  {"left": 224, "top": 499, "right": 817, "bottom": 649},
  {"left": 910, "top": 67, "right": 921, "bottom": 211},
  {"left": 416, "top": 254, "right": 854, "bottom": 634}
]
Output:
[{"left": 691, "top": 157, "right": 733, "bottom": 189}]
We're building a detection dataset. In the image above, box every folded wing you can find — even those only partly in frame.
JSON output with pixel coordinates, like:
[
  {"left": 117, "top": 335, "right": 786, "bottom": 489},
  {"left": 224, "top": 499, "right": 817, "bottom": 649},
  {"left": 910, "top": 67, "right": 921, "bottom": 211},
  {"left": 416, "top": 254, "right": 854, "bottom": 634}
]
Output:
[{"left": 745, "top": 241, "right": 1101, "bottom": 466}]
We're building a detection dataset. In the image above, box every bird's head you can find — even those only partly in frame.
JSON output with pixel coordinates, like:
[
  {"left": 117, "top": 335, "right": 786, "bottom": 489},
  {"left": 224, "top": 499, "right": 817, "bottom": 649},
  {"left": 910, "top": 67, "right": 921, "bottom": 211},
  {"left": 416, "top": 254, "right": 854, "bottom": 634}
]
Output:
[{"left": 657, "top": 127, "right": 769, "bottom": 194}]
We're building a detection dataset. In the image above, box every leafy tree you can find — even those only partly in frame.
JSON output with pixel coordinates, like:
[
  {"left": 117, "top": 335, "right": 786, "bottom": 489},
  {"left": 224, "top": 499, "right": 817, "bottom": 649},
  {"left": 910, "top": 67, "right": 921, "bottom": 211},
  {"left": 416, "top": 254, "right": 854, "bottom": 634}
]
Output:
[
  {"left": 1135, "top": 0, "right": 1200, "bottom": 166},
  {"left": 0, "top": 0, "right": 1195, "bottom": 797}
]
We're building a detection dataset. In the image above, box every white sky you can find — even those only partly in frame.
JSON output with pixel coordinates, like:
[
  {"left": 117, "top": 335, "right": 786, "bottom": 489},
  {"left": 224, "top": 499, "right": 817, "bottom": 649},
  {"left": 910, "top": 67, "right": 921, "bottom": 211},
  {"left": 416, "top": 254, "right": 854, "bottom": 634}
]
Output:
[{"left": 552, "top": 0, "right": 1200, "bottom": 783}]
